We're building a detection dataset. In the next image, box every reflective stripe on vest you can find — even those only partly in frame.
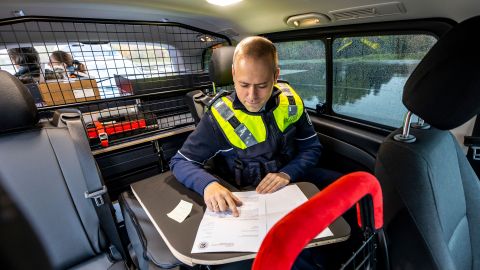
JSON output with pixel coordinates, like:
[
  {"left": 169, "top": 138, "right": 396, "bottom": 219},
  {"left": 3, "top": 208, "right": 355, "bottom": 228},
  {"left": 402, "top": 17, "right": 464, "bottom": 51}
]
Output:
[
  {"left": 273, "top": 83, "right": 304, "bottom": 132},
  {"left": 211, "top": 97, "right": 265, "bottom": 149},
  {"left": 211, "top": 83, "right": 303, "bottom": 149}
]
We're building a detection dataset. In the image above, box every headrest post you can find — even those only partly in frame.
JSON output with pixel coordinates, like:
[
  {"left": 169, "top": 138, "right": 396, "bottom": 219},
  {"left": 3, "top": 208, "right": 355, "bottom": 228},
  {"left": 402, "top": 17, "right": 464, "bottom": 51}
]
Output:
[
  {"left": 402, "top": 111, "right": 413, "bottom": 137},
  {"left": 394, "top": 111, "right": 416, "bottom": 143},
  {"left": 411, "top": 116, "right": 431, "bottom": 130}
]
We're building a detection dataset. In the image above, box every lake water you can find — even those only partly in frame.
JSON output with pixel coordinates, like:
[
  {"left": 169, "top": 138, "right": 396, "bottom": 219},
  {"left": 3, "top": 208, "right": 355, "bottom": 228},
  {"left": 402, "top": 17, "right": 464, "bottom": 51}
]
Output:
[{"left": 279, "top": 60, "right": 421, "bottom": 128}]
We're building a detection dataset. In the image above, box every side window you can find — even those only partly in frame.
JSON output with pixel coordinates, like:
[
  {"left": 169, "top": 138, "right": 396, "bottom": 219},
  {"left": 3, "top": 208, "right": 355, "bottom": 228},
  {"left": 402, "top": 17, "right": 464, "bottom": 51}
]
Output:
[
  {"left": 332, "top": 34, "right": 437, "bottom": 127},
  {"left": 276, "top": 40, "right": 326, "bottom": 109}
]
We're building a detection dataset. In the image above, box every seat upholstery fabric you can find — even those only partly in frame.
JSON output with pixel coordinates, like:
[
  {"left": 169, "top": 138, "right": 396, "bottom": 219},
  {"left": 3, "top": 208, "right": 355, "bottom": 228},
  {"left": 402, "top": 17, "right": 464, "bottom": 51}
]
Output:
[{"left": 376, "top": 128, "right": 480, "bottom": 270}]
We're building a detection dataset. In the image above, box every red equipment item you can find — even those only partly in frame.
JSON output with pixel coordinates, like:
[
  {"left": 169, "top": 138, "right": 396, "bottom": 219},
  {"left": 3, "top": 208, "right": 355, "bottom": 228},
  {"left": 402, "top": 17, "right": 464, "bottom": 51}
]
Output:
[
  {"left": 87, "top": 119, "right": 147, "bottom": 147},
  {"left": 252, "top": 171, "right": 383, "bottom": 270}
]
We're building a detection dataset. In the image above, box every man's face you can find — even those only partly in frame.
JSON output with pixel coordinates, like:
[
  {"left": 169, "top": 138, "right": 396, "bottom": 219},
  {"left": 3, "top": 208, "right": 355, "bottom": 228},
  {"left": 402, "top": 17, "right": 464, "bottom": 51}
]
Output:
[{"left": 232, "top": 55, "right": 279, "bottom": 112}]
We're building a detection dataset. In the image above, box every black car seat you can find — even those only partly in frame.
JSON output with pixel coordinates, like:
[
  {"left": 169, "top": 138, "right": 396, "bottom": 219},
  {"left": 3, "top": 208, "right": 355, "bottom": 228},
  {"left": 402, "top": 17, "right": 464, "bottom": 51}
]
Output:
[
  {"left": 0, "top": 182, "right": 52, "bottom": 270},
  {"left": 184, "top": 46, "right": 235, "bottom": 124},
  {"left": 375, "top": 16, "right": 480, "bottom": 270},
  {"left": 0, "top": 71, "right": 127, "bottom": 269}
]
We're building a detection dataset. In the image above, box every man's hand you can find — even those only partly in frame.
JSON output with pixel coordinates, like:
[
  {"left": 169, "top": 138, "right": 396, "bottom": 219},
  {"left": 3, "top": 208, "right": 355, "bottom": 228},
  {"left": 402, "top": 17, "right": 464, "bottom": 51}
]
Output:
[
  {"left": 256, "top": 172, "right": 290, "bottom": 194},
  {"left": 204, "top": 182, "right": 243, "bottom": 217}
]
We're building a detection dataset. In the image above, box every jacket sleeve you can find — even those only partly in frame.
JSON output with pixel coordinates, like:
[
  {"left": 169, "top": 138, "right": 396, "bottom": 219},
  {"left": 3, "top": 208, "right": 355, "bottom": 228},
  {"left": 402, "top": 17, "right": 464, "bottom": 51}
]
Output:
[
  {"left": 169, "top": 114, "right": 227, "bottom": 195},
  {"left": 279, "top": 110, "right": 322, "bottom": 181}
]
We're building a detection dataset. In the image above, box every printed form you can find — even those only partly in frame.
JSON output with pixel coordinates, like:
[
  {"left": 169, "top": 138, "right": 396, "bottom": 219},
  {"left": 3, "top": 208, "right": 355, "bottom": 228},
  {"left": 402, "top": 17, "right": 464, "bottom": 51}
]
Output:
[{"left": 191, "top": 185, "right": 333, "bottom": 253}]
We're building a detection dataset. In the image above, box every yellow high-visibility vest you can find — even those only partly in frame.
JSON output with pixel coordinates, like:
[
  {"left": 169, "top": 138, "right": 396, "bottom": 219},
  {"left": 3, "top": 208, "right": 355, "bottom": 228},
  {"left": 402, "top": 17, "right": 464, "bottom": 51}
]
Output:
[{"left": 210, "top": 82, "right": 303, "bottom": 149}]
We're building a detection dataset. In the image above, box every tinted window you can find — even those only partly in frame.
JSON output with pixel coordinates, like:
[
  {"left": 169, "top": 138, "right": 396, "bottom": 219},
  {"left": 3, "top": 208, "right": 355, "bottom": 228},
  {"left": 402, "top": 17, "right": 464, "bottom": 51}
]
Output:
[
  {"left": 332, "top": 34, "right": 437, "bottom": 127},
  {"left": 276, "top": 40, "right": 326, "bottom": 108}
]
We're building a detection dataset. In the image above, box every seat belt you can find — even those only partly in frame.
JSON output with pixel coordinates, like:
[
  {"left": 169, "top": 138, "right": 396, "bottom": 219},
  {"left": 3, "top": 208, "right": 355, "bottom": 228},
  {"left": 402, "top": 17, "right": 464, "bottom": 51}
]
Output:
[
  {"left": 60, "top": 112, "right": 127, "bottom": 260},
  {"left": 464, "top": 115, "right": 480, "bottom": 177}
]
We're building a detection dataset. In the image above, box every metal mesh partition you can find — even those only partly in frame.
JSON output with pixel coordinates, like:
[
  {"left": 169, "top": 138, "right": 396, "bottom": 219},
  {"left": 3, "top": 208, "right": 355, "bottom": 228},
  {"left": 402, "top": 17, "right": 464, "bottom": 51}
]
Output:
[
  {"left": 340, "top": 232, "right": 378, "bottom": 270},
  {"left": 0, "top": 17, "right": 230, "bottom": 149}
]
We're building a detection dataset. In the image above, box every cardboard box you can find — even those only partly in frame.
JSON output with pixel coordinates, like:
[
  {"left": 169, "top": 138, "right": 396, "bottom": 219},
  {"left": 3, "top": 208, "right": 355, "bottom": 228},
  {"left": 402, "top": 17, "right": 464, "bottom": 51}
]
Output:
[{"left": 39, "top": 79, "right": 100, "bottom": 106}]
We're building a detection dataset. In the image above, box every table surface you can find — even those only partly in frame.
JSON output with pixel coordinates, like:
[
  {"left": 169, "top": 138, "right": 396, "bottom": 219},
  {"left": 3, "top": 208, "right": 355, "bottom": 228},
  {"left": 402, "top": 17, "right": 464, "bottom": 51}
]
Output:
[{"left": 131, "top": 171, "right": 351, "bottom": 266}]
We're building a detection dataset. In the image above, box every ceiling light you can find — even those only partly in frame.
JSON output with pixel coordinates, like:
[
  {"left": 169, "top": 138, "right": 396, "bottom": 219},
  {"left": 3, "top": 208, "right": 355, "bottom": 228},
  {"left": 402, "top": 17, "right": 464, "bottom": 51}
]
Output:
[
  {"left": 286, "top": 13, "right": 331, "bottom": 28},
  {"left": 206, "top": 0, "right": 243, "bottom": 7},
  {"left": 12, "top": 10, "right": 25, "bottom": 17},
  {"left": 197, "top": 34, "right": 216, "bottom": 42}
]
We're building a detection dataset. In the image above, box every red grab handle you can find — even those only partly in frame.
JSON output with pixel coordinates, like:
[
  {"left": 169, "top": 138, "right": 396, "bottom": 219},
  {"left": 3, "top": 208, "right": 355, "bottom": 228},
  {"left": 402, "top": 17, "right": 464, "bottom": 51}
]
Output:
[{"left": 252, "top": 171, "right": 383, "bottom": 270}]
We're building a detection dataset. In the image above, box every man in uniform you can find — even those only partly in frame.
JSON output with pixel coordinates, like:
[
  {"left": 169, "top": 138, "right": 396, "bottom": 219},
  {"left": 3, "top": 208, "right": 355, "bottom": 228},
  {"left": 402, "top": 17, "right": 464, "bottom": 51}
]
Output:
[{"left": 170, "top": 36, "right": 338, "bottom": 217}]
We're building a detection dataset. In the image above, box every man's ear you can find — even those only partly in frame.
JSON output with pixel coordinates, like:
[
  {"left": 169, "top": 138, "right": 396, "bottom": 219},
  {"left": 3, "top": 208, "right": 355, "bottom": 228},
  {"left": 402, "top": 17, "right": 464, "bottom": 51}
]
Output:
[
  {"left": 274, "top": 67, "right": 280, "bottom": 83},
  {"left": 231, "top": 64, "right": 235, "bottom": 78}
]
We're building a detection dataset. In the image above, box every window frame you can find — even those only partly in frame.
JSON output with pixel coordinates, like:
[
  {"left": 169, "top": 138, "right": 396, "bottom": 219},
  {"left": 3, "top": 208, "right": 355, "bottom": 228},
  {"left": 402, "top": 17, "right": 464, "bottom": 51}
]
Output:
[{"left": 265, "top": 18, "right": 454, "bottom": 132}]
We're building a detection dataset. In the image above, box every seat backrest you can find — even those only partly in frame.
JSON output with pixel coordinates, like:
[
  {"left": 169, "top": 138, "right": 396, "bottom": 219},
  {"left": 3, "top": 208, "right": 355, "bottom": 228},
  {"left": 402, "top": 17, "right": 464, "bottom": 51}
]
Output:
[
  {"left": 184, "top": 89, "right": 210, "bottom": 124},
  {"left": 208, "top": 46, "right": 235, "bottom": 88},
  {"left": 0, "top": 181, "right": 52, "bottom": 269},
  {"left": 185, "top": 46, "right": 235, "bottom": 124},
  {"left": 0, "top": 71, "right": 110, "bottom": 269},
  {"left": 377, "top": 128, "right": 480, "bottom": 269},
  {"left": 375, "top": 16, "right": 480, "bottom": 270}
]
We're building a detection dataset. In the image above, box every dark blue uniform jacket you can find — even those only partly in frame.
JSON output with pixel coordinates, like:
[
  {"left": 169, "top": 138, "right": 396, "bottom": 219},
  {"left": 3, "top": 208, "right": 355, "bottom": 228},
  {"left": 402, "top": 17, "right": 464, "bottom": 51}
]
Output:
[{"left": 170, "top": 88, "right": 322, "bottom": 195}]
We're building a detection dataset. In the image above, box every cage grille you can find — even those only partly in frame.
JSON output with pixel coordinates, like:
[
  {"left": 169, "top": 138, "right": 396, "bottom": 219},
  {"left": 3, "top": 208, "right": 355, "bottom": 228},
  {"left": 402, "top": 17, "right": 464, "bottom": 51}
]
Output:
[
  {"left": 0, "top": 17, "right": 230, "bottom": 149},
  {"left": 340, "top": 232, "right": 377, "bottom": 270}
]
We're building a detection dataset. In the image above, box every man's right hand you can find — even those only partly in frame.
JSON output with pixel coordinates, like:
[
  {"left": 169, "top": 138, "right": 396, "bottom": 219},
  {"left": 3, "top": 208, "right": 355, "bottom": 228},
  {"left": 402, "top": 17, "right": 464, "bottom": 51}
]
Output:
[{"left": 204, "top": 182, "right": 242, "bottom": 217}]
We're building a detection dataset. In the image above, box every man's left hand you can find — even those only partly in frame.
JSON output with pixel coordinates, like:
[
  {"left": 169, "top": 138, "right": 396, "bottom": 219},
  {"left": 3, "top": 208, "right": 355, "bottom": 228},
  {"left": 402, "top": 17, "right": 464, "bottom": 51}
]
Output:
[{"left": 256, "top": 172, "right": 290, "bottom": 194}]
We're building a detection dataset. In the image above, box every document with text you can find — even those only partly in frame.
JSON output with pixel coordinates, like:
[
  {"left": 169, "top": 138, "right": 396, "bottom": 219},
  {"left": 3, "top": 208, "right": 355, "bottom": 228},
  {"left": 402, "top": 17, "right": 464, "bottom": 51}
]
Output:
[{"left": 191, "top": 184, "right": 333, "bottom": 253}]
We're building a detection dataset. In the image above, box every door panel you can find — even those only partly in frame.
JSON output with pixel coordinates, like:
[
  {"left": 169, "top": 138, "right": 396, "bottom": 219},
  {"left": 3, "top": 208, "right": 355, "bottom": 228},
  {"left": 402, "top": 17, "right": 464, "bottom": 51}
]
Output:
[{"left": 311, "top": 115, "right": 385, "bottom": 173}]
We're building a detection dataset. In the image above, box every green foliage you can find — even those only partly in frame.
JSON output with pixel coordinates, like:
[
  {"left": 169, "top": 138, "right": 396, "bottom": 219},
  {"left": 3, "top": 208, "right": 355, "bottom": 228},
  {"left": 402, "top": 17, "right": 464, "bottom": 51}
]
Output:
[
  {"left": 276, "top": 34, "right": 437, "bottom": 108},
  {"left": 333, "top": 35, "right": 436, "bottom": 60}
]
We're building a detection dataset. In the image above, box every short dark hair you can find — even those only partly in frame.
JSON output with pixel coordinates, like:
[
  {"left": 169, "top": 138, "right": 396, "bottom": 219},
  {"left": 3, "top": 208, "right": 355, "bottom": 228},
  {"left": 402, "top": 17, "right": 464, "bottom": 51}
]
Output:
[
  {"left": 233, "top": 36, "right": 278, "bottom": 72},
  {"left": 7, "top": 47, "right": 40, "bottom": 66}
]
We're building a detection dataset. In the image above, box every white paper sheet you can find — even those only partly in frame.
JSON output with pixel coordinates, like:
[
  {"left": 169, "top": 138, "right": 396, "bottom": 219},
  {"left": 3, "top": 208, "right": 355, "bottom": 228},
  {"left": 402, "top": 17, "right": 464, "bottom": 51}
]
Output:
[
  {"left": 191, "top": 185, "right": 333, "bottom": 253},
  {"left": 191, "top": 191, "right": 267, "bottom": 252},
  {"left": 167, "top": 200, "right": 193, "bottom": 223}
]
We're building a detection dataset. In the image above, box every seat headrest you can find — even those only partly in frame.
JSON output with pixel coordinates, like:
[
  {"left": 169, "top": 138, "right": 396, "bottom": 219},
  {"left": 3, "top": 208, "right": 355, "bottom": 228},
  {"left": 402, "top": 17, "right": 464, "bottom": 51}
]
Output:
[
  {"left": 403, "top": 16, "right": 480, "bottom": 130},
  {"left": 0, "top": 71, "right": 38, "bottom": 133},
  {"left": 209, "top": 46, "right": 235, "bottom": 87}
]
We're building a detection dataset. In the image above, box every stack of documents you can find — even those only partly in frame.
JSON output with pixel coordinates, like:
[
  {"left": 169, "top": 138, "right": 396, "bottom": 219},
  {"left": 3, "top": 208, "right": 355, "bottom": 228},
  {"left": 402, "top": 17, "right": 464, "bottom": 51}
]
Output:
[{"left": 191, "top": 184, "right": 333, "bottom": 253}]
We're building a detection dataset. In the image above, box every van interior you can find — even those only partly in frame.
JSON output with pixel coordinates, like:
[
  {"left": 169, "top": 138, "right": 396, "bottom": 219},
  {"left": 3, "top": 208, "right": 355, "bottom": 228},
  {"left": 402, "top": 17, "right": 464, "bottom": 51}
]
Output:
[{"left": 1, "top": 0, "right": 480, "bottom": 269}]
